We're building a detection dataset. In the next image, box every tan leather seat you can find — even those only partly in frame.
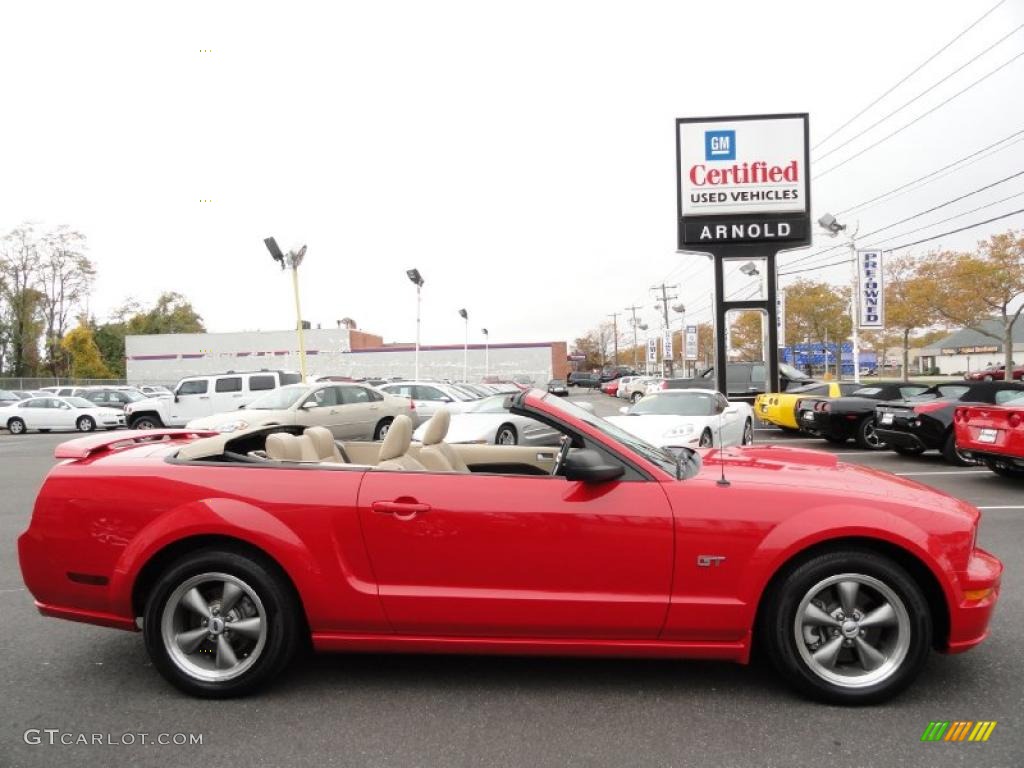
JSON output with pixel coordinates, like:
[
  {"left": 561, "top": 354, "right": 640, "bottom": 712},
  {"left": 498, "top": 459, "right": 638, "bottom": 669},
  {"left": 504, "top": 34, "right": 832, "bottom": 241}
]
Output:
[
  {"left": 304, "top": 426, "right": 347, "bottom": 463},
  {"left": 375, "top": 415, "right": 426, "bottom": 471},
  {"left": 418, "top": 409, "right": 470, "bottom": 473},
  {"left": 265, "top": 432, "right": 318, "bottom": 462}
]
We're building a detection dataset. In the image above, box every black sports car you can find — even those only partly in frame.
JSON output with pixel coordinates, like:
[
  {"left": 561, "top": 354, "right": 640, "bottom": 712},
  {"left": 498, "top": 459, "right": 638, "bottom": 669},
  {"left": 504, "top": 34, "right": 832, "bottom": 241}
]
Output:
[
  {"left": 874, "top": 381, "right": 1024, "bottom": 464},
  {"left": 795, "top": 381, "right": 931, "bottom": 449}
]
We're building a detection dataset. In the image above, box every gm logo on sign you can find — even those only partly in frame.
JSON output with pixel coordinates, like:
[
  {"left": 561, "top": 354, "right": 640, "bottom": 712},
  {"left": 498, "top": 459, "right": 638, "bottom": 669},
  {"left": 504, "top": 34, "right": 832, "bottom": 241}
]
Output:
[{"left": 705, "top": 130, "right": 735, "bottom": 161}]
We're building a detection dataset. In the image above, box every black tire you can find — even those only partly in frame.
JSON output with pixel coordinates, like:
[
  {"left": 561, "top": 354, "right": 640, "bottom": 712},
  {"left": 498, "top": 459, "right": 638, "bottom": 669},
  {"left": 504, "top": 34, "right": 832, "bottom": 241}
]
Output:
[
  {"left": 854, "top": 417, "right": 888, "bottom": 450},
  {"left": 698, "top": 429, "right": 713, "bottom": 448},
  {"left": 631, "top": 392, "right": 643, "bottom": 403},
  {"left": 941, "top": 431, "right": 974, "bottom": 466},
  {"left": 892, "top": 444, "right": 925, "bottom": 457},
  {"left": 985, "top": 458, "right": 1024, "bottom": 479},
  {"left": 7, "top": 417, "right": 26, "bottom": 435},
  {"left": 760, "top": 549, "right": 931, "bottom": 705},
  {"left": 130, "top": 414, "right": 163, "bottom": 430},
  {"left": 373, "top": 417, "right": 394, "bottom": 441},
  {"left": 77, "top": 416, "right": 96, "bottom": 433},
  {"left": 741, "top": 419, "right": 754, "bottom": 446},
  {"left": 496, "top": 424, "right": 518, "bottom": 446},
  {"left": 143, "top": 548, "right": 301, "bottom": 698}
]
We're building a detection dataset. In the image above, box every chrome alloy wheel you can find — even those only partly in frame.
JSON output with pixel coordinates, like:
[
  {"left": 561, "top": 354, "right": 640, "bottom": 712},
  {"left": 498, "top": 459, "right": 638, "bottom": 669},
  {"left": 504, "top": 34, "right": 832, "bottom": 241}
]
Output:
[
  {"left": 794, "top": 573, "right": 911, "bottom": 689},
  {"left": 160, "top": 572, "right": 268, "bottom": 683},
  {"left": 862, "top": 419, "right": 884, "bottom": 448},
  {"left": 742, "top": 420, "right": 754, "bottom": 445}
]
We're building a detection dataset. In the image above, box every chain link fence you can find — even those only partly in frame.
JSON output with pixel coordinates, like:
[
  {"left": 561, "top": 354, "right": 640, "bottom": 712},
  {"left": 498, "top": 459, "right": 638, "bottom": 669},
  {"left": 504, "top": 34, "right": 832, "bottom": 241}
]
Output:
[{"left": 0, "top": 377, "right": 173, "bottom": 390}]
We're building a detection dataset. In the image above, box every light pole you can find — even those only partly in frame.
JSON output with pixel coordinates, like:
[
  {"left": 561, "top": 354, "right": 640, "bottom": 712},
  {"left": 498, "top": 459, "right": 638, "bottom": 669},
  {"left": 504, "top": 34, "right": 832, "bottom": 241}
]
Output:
[
  {"left": 818, "top": 213, "right": 861, "bottom": 383},
  {"left": 672, "top": 303, "right": 686, "bottom": 377},
  {"left": 481, "top": 328, "right": 489, "bottom": 378},
  {"left": 406, "top": 269, "right": 424, "bottom": 380},
  {"left": 458, "top": 308, "right": 469, "bottom": 381},
  {"left": 264, "top": 237, "right": 308, "bottom": 382}
]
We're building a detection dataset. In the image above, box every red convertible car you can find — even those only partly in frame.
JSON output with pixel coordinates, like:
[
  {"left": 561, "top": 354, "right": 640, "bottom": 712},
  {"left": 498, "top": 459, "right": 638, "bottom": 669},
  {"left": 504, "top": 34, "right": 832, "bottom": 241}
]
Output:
[
  {"left": 954, "top": 399, "right": 1024, "bottom": 478},
  {"left": 18, "top": 391, "right": 1001, "bottom": 704}
]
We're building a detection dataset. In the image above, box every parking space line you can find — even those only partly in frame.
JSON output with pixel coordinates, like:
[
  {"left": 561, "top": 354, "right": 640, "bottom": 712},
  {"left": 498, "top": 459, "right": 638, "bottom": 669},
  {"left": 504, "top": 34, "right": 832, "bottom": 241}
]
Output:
[
  {"left": 894, "top": 470, "right": 991, "bottom": 476},
  {"left": 977, "top": 505, "right": 1024, "bottom": 510}
]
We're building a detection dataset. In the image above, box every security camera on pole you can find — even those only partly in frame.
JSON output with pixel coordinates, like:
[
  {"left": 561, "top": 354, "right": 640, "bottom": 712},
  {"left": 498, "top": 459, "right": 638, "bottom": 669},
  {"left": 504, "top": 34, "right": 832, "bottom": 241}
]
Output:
[
  {"left": 458, "top": 308, "right": 469, "bottom": 381},
  {"left": 406, "top": 269, "right": 425, "bottom": 380},
  {"left": 264, "top": 237, "right": 309, "bottom": 382},
  {"left": 816, "top": 213, "right": 867, "bottom": 384}
]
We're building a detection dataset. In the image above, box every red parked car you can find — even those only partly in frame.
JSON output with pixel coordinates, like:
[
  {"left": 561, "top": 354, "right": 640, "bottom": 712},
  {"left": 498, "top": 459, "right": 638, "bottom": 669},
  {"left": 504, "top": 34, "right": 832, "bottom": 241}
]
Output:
[
  {"left": 18, "top": 391, "right": 1001, "bottom": 704},
  {"left": 954, "top": 396, "right": 1024, "bottom": 478},
  {"left": 600, "top": 379, "right": 620, "bottom": 396},
  {"left": 963, "top": 363, "right": 1024, "bottom": 381}
]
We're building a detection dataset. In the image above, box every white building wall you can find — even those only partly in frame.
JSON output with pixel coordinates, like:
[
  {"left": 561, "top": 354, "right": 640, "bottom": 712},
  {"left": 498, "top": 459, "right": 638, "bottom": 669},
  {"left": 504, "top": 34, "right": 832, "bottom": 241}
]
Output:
[{"left": 126, "top": 330, "right": 556, "bottom": 385}]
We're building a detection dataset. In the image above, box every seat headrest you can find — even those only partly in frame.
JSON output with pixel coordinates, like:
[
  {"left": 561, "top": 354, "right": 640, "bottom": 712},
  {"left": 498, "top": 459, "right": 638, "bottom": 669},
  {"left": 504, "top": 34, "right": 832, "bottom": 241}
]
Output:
[
  {"left": 266, "top": 432, "right": 302, "bottom": 461},
  {"left": 304, "top": 426, "right": 340, "bottom": 459},
  {"left": 421, "top": 408, "right": 451, "bottom": 446},
  {"left": 378, "top": 414, "right": 413, "bottom": 461}
]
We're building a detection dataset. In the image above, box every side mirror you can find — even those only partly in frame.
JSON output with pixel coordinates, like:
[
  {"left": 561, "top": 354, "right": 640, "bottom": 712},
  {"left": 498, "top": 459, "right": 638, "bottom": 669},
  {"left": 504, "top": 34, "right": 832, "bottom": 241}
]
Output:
[
  {"left": 173, "top": 394, "right": 180, "bottom": 403},
  {"left": 237, "top": 404, "right": 247, "bottom": 410},
  {"left": 562, "top": 449, "right": 625, "bottom": 483},
  {"left": 440, "top": 396, "right": 453, "bottom": 403},
  {"left": 618, "top": 406, "right": 628, "bottom": 414},
  {"left": 300, "top": 400, "right": 316, "bottom": 409}
]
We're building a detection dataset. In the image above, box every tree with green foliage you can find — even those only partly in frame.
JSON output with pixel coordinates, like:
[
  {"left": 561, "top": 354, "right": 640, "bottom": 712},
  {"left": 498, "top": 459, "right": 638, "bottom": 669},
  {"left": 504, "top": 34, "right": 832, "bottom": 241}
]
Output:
[
  {"left": 61, "top": 324, "right": 112, "bottom": 379},
  {"left": 124, "top": 292, "right": 205, "bottom": 336}
]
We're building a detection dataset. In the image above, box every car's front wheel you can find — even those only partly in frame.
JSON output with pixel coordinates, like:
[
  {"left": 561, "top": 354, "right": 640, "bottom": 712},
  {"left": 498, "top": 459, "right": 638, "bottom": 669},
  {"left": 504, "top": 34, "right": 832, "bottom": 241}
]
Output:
[
  {"left": 761, "top": 549, "right": 931, "bottom": 705},
  {"left": 496, "top": 424, "right": 518, "bottom": 445},
  {"left": 130, "top": 414, "right": 163, "bottom": 430},
  {"left": 77, "top": 416, "right": 96, "bottom": 432},
  {"left": 143, "top": 549, "right": 301, "bottom": 697}
]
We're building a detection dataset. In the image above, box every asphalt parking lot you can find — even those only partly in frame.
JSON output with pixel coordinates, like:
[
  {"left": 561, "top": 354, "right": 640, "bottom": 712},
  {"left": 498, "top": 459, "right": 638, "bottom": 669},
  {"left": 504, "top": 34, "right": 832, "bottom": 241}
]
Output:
[{"left": 1, "top": 391, "right": 1021, "bottom": 768}]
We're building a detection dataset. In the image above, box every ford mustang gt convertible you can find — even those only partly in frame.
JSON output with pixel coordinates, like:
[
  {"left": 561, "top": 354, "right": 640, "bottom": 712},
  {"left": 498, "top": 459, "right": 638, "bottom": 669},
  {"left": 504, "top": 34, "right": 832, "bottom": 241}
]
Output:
[{"left": 18, "top": 390, "right": 1001, "bottom": 704}]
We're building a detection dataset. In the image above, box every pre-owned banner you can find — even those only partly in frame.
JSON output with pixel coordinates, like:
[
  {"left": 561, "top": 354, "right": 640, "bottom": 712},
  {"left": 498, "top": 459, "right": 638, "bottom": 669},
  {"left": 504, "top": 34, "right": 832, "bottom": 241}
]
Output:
[
  {"left": 684, "top": 325, "right": 698, "bottom": 361},
  {"left": 857, "top": 250, "right": 884, "bottom": 329},
  {"left": 662, "top": 328, "right": 674, "bottom": 360}
]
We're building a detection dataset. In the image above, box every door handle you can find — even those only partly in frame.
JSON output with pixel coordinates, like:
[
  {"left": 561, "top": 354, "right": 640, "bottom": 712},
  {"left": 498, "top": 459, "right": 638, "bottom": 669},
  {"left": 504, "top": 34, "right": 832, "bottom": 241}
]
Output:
[
  {"left": 371, "top": 500, "right": 430, "bottom": 519},
  {"left": 536, "top": 453, "right": 555, "bottom": 461}
]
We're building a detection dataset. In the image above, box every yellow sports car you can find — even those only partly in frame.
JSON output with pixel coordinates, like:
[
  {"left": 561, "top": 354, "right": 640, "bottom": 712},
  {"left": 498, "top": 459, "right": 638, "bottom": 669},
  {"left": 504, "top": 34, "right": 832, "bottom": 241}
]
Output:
[{"left": 755, "top": 381, "right": 863, "bottom": 431}]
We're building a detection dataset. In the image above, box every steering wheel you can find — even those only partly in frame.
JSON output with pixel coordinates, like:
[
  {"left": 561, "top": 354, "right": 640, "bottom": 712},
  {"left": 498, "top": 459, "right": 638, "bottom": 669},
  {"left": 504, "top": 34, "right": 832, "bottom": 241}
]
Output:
[{"left": 551, "top": 434, "right": 573, "bottom": 476}]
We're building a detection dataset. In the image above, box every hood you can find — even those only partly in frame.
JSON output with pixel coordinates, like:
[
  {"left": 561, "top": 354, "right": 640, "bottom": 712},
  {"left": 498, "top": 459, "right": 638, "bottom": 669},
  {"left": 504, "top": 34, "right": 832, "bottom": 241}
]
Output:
[
  {"left": 606, "top": 415, "right": 709, "bottom": 445},
  {"left": 187, "top": 409, "right": 293, "bottom": 430},
  {"left": 126, "top": 395, "right": 170, "bottom": 410}
]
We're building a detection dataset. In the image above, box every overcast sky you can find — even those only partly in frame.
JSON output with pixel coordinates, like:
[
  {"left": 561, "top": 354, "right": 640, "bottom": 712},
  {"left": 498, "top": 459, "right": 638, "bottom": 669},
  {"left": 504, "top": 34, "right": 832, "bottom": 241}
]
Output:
[{"left": 2, "top": 0, "right": 1022, "bottom": 348}]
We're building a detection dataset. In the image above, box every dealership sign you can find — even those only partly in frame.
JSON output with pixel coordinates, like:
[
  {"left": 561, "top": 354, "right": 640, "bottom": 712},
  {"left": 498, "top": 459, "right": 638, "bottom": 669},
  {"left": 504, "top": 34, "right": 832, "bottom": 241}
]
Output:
[
  {"left": 662, "top": 328, "right": 674, "bottom": 360},
  {"left": 857, "top": 250, "right": 884, "bottom": 329},
  {"left": 646, "top": 337, "right": 658, "bottom": 365},
  {"left": 684, "top": 325, "right": 698, "bottom": 361},
  {"left": 676, "top": 114, "right": 810, "bottom": 249},
  {"left": 941, "top": 345, "right": 1000, "bottom": 355}
]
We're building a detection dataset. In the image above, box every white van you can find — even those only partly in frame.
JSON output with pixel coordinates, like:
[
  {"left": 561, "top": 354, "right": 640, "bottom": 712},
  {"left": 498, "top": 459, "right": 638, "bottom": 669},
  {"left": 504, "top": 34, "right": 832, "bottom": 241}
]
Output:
[{"left": 124, "top": 370, "right": 301, "bottom": 429}]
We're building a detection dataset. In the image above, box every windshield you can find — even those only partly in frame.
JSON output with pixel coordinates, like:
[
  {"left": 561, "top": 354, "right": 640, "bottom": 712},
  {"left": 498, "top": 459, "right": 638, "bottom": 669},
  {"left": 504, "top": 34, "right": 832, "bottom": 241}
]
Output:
[
  {"left": 248, "top": 385, "right": 306, "bottom": 410},
  {"left": 119, "top": 389, "right": 146, "bottom": 402},
  {"left": 65, "top": 397, "right": 95, "bottom": 408},
  {"left": 780, "top": 362, "right": 810, "bottom": 381},
  {"left": 0, "top": 390, "right": 19, "bottom": 401},
  {"left": 537, "top": 394, "right": 678, "bottom": 476},
  {"left": 449, "top": 385, "right": 482, "bottom": 400},
  {"left": 629, "top": 392, "right": 715, "bottom": 416},
  {"left": 467, "top": 395, "right": 511, "bottom": 414}
]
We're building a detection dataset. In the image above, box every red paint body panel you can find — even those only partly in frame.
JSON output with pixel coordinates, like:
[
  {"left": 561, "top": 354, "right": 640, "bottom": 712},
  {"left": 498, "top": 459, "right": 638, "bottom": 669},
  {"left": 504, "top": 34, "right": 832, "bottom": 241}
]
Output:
[
  {"left": 954, "top": 404, "right": 1024, "bottom": 461},
  {"left": 17, "top": 391, "right": 1002, "bottom": 666}
]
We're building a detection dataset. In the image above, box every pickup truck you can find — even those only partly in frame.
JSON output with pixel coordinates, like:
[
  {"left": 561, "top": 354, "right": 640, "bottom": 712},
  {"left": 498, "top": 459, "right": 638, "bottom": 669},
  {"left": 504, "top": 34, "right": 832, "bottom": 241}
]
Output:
[{"left": 660, "top": 362, "right": 816, "bottom": 399}]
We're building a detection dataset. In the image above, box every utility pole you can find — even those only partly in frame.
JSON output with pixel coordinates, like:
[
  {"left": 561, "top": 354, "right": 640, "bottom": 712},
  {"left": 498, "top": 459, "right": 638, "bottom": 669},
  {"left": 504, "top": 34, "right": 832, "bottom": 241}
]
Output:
[
  {"left": 607, "top": 312, "right": 620, "bottom": 366},
  {"left": 651, "top": 283, "right": 679, "bottom": 377},
  {"left": 625, "top": 305, "right": 643, "bottom": 370}
]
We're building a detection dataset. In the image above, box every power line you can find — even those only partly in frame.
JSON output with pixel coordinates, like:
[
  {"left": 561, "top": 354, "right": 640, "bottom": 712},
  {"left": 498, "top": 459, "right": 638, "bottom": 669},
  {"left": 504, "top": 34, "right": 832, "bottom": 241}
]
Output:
[
  {"left": 812, "top": 0, "right": 1007, "bottom": 150},
  {"left": 835, "top": 127, "right": 1024, "bottom": 216},
  {"left": 814, "top": 22, "right": 1024, "bottom": 163},
  {"left": 867, "top": 189, "right": 1024, "bottom": 246},
  {"left": 814, "top": 48, "right": 1024, "bottom": 179}
]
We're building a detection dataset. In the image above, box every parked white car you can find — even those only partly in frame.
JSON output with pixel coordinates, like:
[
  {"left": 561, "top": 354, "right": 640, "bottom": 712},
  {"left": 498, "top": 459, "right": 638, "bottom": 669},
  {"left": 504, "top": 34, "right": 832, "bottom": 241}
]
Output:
[
  {"left": 5, "top": 396, "right": 126, "bottom": 434},
  {"left": 124, "top": 370, "right": 301, "bottom": 429},
  {"left": 378, "top": 381, "right": 477, "bottom": 419},
  {"left": 622, "top": 376, "right": 659, "bottom": 402},
  {"left": 411, "top": 395, "right": 561, "bottom": 446},
  {"left": 186, "top": 382, "right": 416, "bottom": 440},
  {"left": 605, "top": 389, "right": 754, "bottom": 449}
]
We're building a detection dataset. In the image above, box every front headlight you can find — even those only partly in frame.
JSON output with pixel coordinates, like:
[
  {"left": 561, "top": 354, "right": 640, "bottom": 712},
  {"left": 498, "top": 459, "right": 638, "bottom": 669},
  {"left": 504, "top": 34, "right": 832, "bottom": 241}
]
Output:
[
  {"left": 663, "top": 424, "right": 695, "bottom": 437},
  {"left": 215, "top": 420, "right": 249, "bottom": 433}
]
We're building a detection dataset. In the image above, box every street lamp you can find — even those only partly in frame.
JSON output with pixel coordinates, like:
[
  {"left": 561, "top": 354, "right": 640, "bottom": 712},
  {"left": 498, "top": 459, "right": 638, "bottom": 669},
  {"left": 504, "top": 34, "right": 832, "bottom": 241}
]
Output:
[
  {"left": 481, "top": 328, "right": 489, "bottom": 379},
  {"left": 458, "top": 308, "right": 469, "bottom": 381},
  {"left": 264, "top": 236, "right": 308, "bottom": 382},
  {"left": 407, "top": 268, "right": 424, "bottom": 380},
  {"left": 817, "top": 212, "right": 861, "bottom": 383}
]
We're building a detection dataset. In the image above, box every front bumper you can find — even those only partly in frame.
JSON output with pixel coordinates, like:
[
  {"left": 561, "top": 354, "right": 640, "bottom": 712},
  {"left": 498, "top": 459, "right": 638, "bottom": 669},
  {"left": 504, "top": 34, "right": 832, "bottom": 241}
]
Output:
[{"left": 946, "top": 547, "right": 1002, "bottom": 653}]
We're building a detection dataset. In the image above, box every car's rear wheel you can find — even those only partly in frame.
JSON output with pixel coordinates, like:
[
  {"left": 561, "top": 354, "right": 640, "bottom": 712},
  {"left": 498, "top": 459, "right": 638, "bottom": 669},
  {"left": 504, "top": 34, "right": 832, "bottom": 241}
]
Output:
[
  {"left": 131, "top": 414, "right": 163, "bottom": 430},
  {"left": 855, "top": 417, "right": 887, "bottom": 450},
  {"left": 496, "top": 424, "right": 518, "bottom": 445},
  {"left": 941, "top": 432, "right": 974, "bottom": 466},
  {"left": 7, "top": 417, "right": 26, "bottom": 435},
  {"left": 373, "top": 417, "right": 394, "bottom": 441},
  {"left": 77, "top": 416, "right": 95, "bottom": 432},
  {"left": 761, "top": 549, "right": 930, "bottom": 705},
  {"left": 631, "top": 392, "right": 643, "bottom": 403},
  {"left": 143, "top": 549, "right": 300, "bottom": 698},
  {"left": 741, "top": 419, "right": 754, "bottom": 445},
  {"left": 985, "top": 458, "right": 1024, "bottom": 479}
]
